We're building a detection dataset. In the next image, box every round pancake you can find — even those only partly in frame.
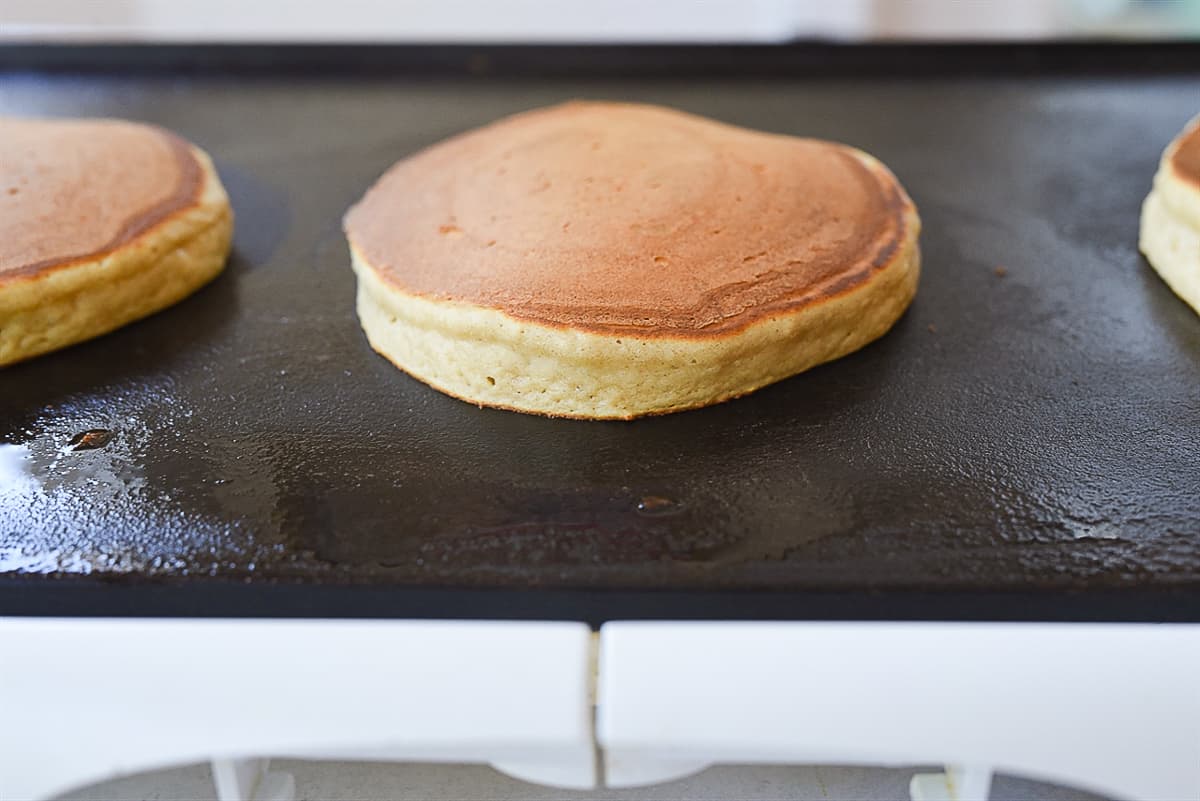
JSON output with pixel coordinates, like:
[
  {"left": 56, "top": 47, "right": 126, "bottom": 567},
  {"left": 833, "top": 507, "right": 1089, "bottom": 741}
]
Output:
[
  {"left": 1140, "top": 115, "right": 1200, "bottom": 316},
  {"left": 344, "top": 101, "right": 921, "bottom": 419},
  {"left": 0, "top": 118, "right": 233, "bottom": 366}
]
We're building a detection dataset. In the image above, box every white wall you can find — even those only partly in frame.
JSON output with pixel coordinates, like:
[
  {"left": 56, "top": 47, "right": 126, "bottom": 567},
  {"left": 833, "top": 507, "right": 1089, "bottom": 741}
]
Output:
[
  {"left": 0, "top": 0, "right": 871, "bottom": 42},
  {"left": 0, "top": 0, "right": 1189, "bottom": 42}
]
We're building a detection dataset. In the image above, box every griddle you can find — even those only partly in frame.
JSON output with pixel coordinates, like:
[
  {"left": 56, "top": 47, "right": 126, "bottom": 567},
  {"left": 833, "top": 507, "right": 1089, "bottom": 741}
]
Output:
[{"left": 2, "top": 44, "right": 1199, "bottom": 623}]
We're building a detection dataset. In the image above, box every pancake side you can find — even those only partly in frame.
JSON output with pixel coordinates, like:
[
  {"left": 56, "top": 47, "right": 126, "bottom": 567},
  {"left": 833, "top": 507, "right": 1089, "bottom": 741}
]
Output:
[
  {"left": 1140, "top": 116, "right": 1200, "bottom": 316},
  {"left": 0, "top": 119, "right": 232, "bottom": 366},
  {"left": 352, "top": 206, "right": 918, "bottom": 419}
]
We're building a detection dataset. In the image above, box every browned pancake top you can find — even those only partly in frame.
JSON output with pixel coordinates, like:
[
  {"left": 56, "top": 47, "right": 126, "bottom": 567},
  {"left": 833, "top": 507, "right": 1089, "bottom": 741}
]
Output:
[
  {"left": 1171, "top": 119, "right": 1200, "bottom": 189},
  {"left": 344, "top": 101, "right": 913, "bottom": 335},
  {"left": 0, "top": 117, "right": 202, "bottom": 281}
]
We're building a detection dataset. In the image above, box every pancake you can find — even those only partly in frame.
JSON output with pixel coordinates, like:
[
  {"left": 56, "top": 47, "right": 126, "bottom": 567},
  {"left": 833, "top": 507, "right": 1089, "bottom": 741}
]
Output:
[
  {"left": 1140, "top": 115, "right": 1200, "bottom": 316},
  {"left": 0, "top": 117, "right": 233, "bottom": 366},
  {"left": 344, "top": 101, "right": 921, "bottom": 419}
]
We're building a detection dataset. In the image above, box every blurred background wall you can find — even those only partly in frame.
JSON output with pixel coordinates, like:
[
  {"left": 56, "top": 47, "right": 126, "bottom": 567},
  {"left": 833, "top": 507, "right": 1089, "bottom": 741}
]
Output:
[{"left": 2, "top": 0, "right": 1198, "bottom": 42}]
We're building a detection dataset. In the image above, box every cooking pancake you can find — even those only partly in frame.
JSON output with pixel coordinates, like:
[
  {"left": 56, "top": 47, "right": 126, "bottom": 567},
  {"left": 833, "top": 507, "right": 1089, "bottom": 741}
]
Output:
[
  {"left": 1140, "top": 115, "right": 1200, "bottom": 316},
  {"left": 344, "top": 101, "right": 921, "bottom": 419},
  {"left": 0, "top": 117, "right": 233, "bottom": 366}
]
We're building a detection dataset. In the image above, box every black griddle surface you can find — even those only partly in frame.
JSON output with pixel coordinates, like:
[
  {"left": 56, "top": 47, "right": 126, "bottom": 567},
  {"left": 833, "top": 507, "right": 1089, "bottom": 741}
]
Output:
[{"left": 2, "top": 45, "right": 1199, "bottom": 622}]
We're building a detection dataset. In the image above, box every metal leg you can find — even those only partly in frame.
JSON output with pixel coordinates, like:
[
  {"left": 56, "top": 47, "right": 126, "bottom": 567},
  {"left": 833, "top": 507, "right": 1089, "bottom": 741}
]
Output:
[
  {"left": 910, "top": 764, "right": 993, "bottom": 801},
  {"left": 211, "top": 758, "right": 295, "bottom": 801}
]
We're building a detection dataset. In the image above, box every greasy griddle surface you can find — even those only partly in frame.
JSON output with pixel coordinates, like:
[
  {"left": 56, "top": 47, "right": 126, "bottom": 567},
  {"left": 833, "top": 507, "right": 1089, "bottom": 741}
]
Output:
[{"left": 2, "top": 48, "right": 1199, "bottom": 620}]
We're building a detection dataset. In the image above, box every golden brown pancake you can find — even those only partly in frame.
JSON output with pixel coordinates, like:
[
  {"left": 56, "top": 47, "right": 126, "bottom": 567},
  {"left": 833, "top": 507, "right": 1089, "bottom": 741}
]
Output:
[
  {"left": 0, "top": 117, "right": 233, "bottom": 366},
  {"left": 1140, "top": 115, "right": 1200, "bottom": 316},
  {"left": 1171, "top": 121, "right": 1200, "bottom": 188},
  {"left": 345, "top": 101, "right": 921, "bottom": 419}
]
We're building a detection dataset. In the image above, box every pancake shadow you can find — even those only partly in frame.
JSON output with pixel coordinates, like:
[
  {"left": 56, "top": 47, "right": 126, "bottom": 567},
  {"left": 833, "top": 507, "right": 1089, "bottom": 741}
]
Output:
[
  {"left": 215, "top": 161, "right": 292, "bottom": 268},
  {"left": 398, "top": 305, "right": 917, "bottom": 497},
  {"left": 1135, "top": 254, "right": 1200, "bottom": 368},
  {"left": 1, "top": 249, "right": 249, "bottom": 427}
]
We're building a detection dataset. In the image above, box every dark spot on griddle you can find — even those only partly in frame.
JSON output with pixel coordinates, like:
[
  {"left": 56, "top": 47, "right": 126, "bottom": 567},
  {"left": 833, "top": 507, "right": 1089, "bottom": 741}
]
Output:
[
  {"left": 637, "top": 495, "right": 680, "bottom": 516},
  {"left": 68, "top": 429, "right": 113, "bottom": 451},
  {"left": 467, "top": 52, "right": 492, "bottom": 75}
]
